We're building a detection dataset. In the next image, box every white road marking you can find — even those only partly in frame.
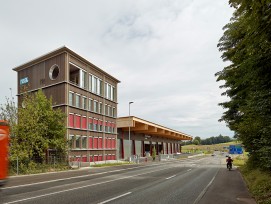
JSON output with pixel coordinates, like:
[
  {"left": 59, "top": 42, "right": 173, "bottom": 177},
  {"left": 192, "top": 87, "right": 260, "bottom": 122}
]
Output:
[
  {"left": 97, "top": 192, "right": 131, "bottom": 204},
  {"left": 3, "top": 166, "right": 171, "bottom": 204},
  {"left": 3, "top": 166, "right": 145, "bottom": 190},
  {"left": 187, "top": 169, "right": 192, "bottom": 172},
  {"left": 193, "top": 171, "right": 218, "bottom": 204},
  {"left": 166, "top": 175, "right": 176, "bottom": 180}
]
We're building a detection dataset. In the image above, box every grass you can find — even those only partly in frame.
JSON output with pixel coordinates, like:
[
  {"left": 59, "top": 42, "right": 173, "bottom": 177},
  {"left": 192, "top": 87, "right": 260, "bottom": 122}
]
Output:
[
  {"left": 240, "top": 166, "right": 271, "bottom": 204},
  {"left": 181, "top": 141, "right": 240, "bottom": 154},
  {"left": 233, "top": 154, "right": 248, "bottom": 167}
]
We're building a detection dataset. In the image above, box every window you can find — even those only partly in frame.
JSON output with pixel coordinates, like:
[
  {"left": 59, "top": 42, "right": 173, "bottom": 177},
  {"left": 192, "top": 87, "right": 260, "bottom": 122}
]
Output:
[
  {"left": 69, "top": 135, "right": 74, "bottom": 149},
  {"left": 93, "top": 118, "right": 98, "bottom": 131},
  {"left": 108, "top": 122, "right": 112, "bottom": 133},
  {"left": 93, "top": 77, "right": 97, "bottom": 94},
  {"left": 105, "top": 121, "right": 108, "bottom": 133},
  {"left": 93, "top": 101, "right": 98, "bottom": 113},
  {"left": 112, "top": 107, "right": 116, "bottom": 117},
  {"left": 104, "top": 83, "right": 108, "bottom": 99},
  {"left": 82, "top": 136, "right": 87, "bottom": 149},
  {"left": 112, "top": 122, "right": 115, "bottom": 133},
  {"left": 88, "top": 118, "right": 93, "bottom": 130},
  {"left": 99, "top": 120, "right": 103, "bottom": 132},
  {"left": 99, "top": 102, "right": 103, "bottom": 114},
  {"left": 97, "top": 79, "right": 100, "bottom": 95},
  {"left": 80, "top": 70, "right": 87, "bottom": 89},
  {"left": 49, "top": 64, "right": 60, "bottom": 80},
  {"left": 75, "top": 94, "right": 80, "bottom": 108},
  {"left": 69, "top": 62, "right": 80, "bottom": 86},
  {"left": 90, "top": 75, "right": 102, "bottom": 95},
  {"left": 105, "top": 83, "right": 115, "bottom": 101},
  {"left": 104, "top": 104, "right": 108, "bottom": 115},
  {"left": 88, "top": 99, "right": 92, "bottom": 111},
  {"left": 76, "top": 136, "right": 80, "bottom": 149},
  {"left": 108, "top": 84, "right": 112, "bottom": 100},
  {"left": 89, "top": 74, "right": 92, "bottom": 92},
  {"left": 69, "top": 92, "right": 74, "bottom": 106},
  {"left": 112, "top": 87, "right": 115, "bottom": 101},
  {"left": 82, "top": 97, "right": 87, "bottom": 109},
  {"left": 99, "top": 79, "right": 103, "bottom": 95},
  {"left": 108, "top": 106, "right": 112, "bottom": 117}
]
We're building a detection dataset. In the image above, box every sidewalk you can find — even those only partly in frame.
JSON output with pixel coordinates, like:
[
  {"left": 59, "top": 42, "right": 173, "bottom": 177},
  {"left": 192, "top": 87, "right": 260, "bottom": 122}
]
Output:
[{"left": 197, "top": 167, "right": 257, "bottom": 204}]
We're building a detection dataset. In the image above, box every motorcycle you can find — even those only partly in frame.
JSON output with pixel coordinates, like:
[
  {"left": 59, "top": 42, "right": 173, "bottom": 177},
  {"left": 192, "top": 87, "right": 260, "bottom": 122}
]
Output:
[{"left": 227, "top": 163, "right": 232, "bottom": 171}]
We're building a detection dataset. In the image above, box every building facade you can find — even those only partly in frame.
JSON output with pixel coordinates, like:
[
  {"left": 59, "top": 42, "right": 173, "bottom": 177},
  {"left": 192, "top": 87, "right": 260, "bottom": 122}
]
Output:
[
  {"left": 13, "top": 46, "right": 120, "bottom": 162},
  {"left": 117, "top": 116, "right": 192, "bottom": 160}
]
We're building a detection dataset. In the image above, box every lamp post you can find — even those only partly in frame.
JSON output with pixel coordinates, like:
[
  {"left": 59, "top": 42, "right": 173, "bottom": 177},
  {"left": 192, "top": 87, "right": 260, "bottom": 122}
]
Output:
[{"left": 128, "top": 101, "right": 134, "bottom": 162}]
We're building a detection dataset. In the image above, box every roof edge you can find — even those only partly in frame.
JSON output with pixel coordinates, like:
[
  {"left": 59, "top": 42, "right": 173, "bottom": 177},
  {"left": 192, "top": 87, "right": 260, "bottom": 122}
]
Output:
[
  {"left": 117, "top": 116, "right": 193, "bottom": 139},
  {"left": 12, "top": 46, "right": 121, "bottom": 83}
]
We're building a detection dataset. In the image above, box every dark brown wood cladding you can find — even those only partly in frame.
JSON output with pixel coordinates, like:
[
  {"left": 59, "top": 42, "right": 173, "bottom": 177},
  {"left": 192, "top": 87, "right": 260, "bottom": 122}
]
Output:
[
  {"left": 17, "top": 53, "right": 66, "bottom": 94},
  {"left": 43, "top": 83, "right": 66, "bottom": 105}
]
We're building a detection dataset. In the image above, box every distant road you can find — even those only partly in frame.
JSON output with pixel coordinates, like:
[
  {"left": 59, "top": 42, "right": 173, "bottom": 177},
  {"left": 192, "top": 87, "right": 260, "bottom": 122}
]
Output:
[{"left": 1, "top": 156, "right": 222, "bottom": 204}]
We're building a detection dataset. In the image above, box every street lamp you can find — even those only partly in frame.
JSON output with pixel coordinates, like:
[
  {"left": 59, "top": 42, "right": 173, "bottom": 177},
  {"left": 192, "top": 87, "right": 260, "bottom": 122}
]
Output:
[{"left": 128, "top": 101, "right": 134, "bottom": 161}]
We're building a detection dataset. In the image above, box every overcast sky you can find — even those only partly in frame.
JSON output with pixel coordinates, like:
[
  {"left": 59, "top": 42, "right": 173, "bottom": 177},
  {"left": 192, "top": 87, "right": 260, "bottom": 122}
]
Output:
[{"left": 0, "top": 0, "right": 234, "bottom": 138}]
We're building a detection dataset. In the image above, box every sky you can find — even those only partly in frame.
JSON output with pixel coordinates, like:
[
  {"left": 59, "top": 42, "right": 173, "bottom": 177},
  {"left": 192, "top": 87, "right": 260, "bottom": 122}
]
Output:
[{"left": 0, "top": 0, "right": 234, "bottom": 139}]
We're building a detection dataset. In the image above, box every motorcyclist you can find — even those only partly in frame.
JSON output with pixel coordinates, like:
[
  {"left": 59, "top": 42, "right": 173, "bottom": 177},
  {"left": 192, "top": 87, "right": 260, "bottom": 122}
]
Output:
[{"left": 226, "top": 156, "right": 233, "bottom": 169}]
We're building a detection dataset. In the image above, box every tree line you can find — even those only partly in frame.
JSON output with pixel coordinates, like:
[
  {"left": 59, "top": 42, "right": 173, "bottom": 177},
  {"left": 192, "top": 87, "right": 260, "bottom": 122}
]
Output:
[
  {"left": 216, "top": 1, "right": 271, "bottom": 170},
  {"left": 183, "top": 135, "right": 232, "bottom": 145}
]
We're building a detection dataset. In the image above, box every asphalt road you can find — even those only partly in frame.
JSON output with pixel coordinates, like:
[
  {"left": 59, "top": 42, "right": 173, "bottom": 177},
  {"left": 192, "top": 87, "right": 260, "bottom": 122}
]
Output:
[{"left": 0, "top": 156, "right": 222, "bottom": 204}]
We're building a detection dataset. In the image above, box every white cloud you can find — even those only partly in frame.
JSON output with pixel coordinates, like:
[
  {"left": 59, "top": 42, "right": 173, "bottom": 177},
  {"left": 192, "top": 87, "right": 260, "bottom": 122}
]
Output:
[{"left": 0, "top": 0, "right": 234, "bottom": 138}]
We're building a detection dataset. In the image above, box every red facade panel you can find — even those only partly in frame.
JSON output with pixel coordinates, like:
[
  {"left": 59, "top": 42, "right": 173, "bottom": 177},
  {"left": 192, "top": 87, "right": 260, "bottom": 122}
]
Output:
[
  {"left": 89, "top": 137, "right": 93, "bottom": 149},
  {"left": 82, "top": 117, "right": 87, "bottom": 129},
  {"left": 112, "top": 139, "right": 116, "bottom": 149},
  {"left": 69, "top": 114, "right": 74, "bottom": 128},
  {"left": 75, "top": 115, "right": 81, "bottom": 129},
  {"left": 93, "top": 138, "right": 98, "bottom": 149},
  {"left": 94, "top": 155, "right": 98, "bottom": 162},
  {"left": 98, "top": 137, "right": 103, "bottom": 149},
  {"left": 89, "top": 156, "right": 93, "bottom": 162},
  {"left": 82, "top": 156, "right": 87, "bottom": 162}
]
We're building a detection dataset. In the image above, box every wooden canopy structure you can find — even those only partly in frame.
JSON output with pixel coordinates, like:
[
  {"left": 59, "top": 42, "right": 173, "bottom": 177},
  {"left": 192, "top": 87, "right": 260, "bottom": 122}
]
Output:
[{"left": 117, "top": 116, "right": 193, "bottom": 141}]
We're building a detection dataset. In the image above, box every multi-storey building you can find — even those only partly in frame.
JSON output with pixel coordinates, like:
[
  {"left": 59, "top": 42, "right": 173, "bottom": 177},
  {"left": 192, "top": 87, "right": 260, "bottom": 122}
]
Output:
[{"left": 13, "top": 46, "right": 120, "bottom": 162}]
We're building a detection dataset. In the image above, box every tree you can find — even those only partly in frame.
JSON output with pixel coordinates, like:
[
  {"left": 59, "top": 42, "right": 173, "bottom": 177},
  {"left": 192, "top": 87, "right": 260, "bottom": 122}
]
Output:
[
  {"left": 194, "top": 136, "right": 201, "bottom": 144},
  {"left": 14, "top": 90, "right": 67, "bottom": 162},
  {"left": 0, "top": 96, "right": 17, "bottom": 138},
  {"left": 152, "top": 146, "right": 156, "bottom": 161},
  {"left": 216, "top": 1, "right": 271, "bottom": 170}
]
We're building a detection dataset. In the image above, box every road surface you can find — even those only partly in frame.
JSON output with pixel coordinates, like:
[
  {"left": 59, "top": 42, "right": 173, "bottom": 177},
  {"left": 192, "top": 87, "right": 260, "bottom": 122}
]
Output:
[{"left": 1, "top": 156, "right": 221, "bottom": 204}]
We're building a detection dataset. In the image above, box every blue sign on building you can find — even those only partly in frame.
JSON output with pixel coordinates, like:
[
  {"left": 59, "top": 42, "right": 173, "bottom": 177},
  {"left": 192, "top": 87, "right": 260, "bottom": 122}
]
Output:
[
  {"left": 20, "top": 77, "right": 29, "bottom": 85},
  {"left": 229, "top": 145, "right": 243, "bottom": 154}
]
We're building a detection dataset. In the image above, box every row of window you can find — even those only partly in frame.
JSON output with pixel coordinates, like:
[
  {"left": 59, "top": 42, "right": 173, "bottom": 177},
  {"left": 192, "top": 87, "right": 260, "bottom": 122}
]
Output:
[
  {"left": 69, "top": 62, "right": 116, "bottom": 101},
  {"left": 69, "top": 135, "right": 116, "bottom": 150},
  {"left": 69, "top": 92, "right": 116, "bottom": 117},
  {"left": 69, "top": 114, "right": 116, "bottom": 133}
]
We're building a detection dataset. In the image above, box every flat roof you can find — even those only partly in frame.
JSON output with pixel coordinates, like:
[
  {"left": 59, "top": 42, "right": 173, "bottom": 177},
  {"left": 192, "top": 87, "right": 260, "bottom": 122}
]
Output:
[
  {"left": 13, "top": 46, "right": 120, "bottom": 83},
  {"left": 117, "top": 116, "right": 193, "bottom": 141}
]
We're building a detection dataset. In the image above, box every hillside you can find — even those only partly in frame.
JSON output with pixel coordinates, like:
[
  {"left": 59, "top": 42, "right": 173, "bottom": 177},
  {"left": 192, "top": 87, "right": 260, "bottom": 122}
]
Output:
[{"left": 181, "top": 141, "right": 241, "bottom": 154}]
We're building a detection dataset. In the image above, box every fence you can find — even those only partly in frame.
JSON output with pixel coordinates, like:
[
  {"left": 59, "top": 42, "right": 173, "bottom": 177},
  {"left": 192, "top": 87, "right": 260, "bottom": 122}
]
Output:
[{"left": 9, "top": 156, "right": 68, "bottom": 175}]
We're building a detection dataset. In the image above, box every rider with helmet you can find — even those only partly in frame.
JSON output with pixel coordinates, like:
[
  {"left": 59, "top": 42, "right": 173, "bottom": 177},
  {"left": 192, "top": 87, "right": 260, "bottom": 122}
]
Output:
[{"left": 226, "top": 156, "right": 233, "bottom": 169}]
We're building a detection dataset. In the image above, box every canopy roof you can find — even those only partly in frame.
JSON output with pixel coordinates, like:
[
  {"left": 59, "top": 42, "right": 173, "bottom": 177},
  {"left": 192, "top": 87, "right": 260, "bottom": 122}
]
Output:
[{"left": 117, "top": 116, "right": 193, "bottom": 141}]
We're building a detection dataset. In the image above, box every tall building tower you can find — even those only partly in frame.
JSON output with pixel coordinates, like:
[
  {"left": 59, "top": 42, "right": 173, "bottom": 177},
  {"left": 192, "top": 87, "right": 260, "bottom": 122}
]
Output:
[{"left": 13, "top": 46, "right": 120, "bottom": 162}]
